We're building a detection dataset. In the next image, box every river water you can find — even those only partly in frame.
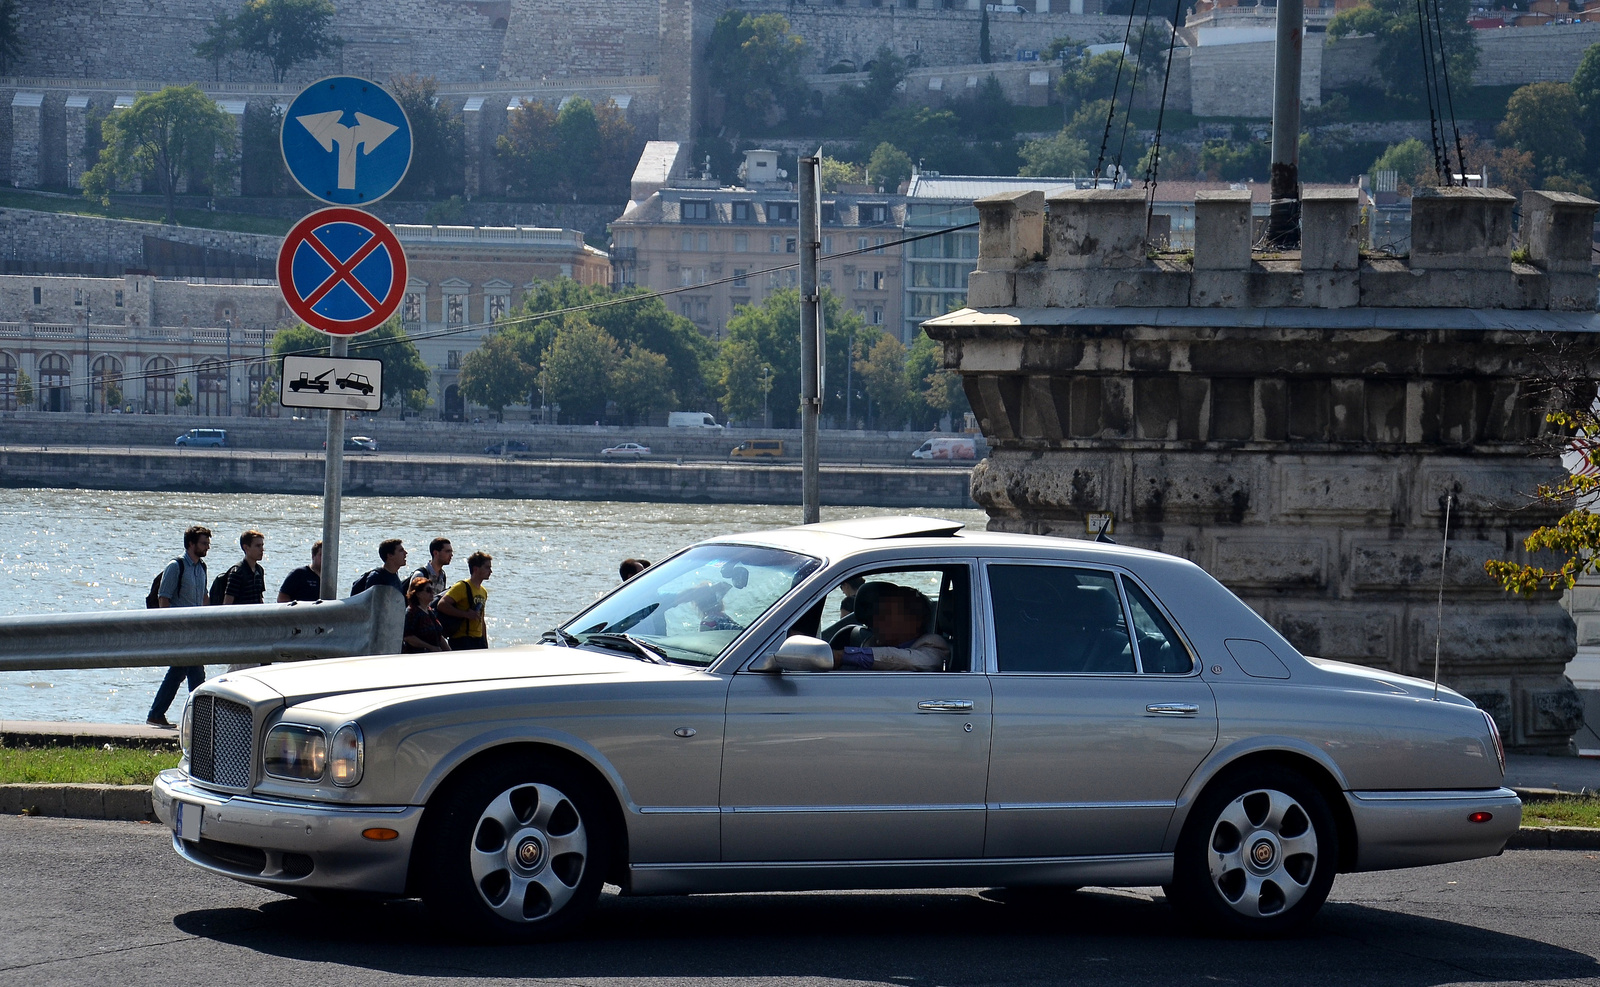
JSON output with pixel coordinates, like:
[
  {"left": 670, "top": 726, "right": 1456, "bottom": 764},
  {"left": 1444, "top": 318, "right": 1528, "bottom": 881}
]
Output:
[{"left": 0, "top": 488, "right": 988, "bottom": 724}]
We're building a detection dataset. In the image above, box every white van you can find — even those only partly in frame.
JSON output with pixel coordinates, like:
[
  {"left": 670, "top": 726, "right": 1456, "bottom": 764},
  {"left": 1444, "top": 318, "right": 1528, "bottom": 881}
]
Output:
[
  {"left": 668, "top": 412, "right": 723, "bottom": 429},
  {"left": 911, "top": 436, "right": 978, "bottom": 460}
]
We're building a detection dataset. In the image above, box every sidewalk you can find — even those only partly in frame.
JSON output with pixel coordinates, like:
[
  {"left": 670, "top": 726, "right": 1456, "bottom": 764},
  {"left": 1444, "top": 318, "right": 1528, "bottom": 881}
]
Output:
[{"left": 0, "top": 720, "right": 178, "bottom": 749}]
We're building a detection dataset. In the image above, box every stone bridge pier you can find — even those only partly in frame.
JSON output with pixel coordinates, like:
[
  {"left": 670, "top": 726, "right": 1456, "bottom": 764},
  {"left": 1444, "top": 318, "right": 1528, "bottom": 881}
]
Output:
[{"left": 923, "top": 186, "right": 1600, "bottom": 751}]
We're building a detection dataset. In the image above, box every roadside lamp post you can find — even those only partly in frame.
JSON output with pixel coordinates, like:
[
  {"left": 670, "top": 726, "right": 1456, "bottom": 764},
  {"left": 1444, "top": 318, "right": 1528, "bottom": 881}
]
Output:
[
  {"left": 759, "top": 364, "right": 773, "bottom": 428},
  {"left": 82, "top": 299, "right": 92, "bottom": 413}
]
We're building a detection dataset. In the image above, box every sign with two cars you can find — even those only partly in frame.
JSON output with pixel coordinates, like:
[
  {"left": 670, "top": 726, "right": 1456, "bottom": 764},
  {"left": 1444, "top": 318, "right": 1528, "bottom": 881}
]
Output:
[{"left": 280, "top": 354, "right": 384, "bottom": 412}]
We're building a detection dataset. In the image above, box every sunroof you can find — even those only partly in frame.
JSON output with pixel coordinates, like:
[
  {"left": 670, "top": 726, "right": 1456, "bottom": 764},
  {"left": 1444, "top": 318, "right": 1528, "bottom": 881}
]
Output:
[{"left": 804, "top": 516, "right": 965, "bottom": 539}]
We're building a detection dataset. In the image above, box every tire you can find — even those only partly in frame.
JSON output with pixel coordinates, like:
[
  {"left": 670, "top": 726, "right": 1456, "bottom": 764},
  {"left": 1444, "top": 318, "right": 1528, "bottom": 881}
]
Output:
[
  {"left": 1168, "top": 764, "right": 1339, "bottom": 937},
  {"left": 415, "top": 757, "right": 613, "bottom": 942}
]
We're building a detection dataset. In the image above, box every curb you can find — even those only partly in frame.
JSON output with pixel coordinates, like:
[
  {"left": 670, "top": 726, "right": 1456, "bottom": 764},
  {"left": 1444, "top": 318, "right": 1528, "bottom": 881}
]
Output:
[
  {"left": 1505, "top": 826, "right": 1600, "bottom": 850},
  {"left": 0, "top": 783, "right": 157, "bottom": 822}
]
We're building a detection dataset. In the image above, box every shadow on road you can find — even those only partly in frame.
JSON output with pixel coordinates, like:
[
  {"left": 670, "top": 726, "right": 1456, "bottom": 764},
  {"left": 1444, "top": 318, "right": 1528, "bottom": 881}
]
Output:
[{"left": 172, "top": 886, "right": 1600, "bottom": 985}]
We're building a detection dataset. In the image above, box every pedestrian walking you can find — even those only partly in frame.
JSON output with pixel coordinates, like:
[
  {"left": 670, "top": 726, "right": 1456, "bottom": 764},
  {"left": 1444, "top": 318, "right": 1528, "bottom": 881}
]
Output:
[
  {"left": 619, "top": 558, "right": 650, "bottom": 581},
  {"left": 146, "top": 525, "right": 210, "bottom": 728},
  {"left": 438, "top": 551, "right": 492, "bottom": 650},
  {"left": 410, "top": 537, "right": 452, "bottom": 597},
  {"left": 402, "top": 578, "right": 450, "bottom": 653},
  {"left": 351, "top": 539, "right": 408, "bottom": 597},
  {"left": 221, "top": 530, "right": 267, "bottom": 605},
  {"left": 277, "top": 540, "right": 323, "bottom": 603}
]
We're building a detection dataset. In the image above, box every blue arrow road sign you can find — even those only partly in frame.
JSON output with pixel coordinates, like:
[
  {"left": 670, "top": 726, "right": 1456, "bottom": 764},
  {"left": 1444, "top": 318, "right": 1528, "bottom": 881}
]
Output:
[{"left": 281, "top": 76, "right": 412, "bottom": 205}]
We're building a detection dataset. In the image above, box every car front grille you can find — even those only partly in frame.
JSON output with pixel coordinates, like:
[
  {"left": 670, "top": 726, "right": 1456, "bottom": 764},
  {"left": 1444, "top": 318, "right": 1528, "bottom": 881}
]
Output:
[{"left": 189, "top": 694, "right": 254, "bottom": 789}]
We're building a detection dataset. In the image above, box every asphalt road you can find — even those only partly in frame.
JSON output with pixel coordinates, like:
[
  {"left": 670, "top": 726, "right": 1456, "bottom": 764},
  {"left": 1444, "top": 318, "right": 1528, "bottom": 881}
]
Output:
[{"left": 3, "top": 815, "right": 1597, "bottom": 987}]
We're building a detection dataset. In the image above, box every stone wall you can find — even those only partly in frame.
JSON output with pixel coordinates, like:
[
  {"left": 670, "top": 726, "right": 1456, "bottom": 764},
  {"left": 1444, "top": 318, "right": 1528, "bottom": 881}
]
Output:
[
  {"left": 1190, "top": 35, "right": 1322, "bottom": 117},
  {"left": 1474, "top": 23, "right": 1600, "bottom": 87},
  {"left": 0, "top": 207, "right": 281, "bottom": 271},
  {"left": 925, "top": 186, "right": 1600, "bottom": 750}
]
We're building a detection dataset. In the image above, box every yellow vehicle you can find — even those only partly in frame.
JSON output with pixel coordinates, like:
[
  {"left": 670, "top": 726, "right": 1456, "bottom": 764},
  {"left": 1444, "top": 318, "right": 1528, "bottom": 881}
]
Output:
[{"left": 730, "top": 439, "right": 785, "bottom": 458}]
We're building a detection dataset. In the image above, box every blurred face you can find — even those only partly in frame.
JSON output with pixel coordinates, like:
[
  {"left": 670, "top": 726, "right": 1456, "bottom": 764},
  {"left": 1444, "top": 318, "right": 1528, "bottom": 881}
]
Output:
[
  {"left": 435, "top": 543, "right": 453, "bottom": 567},
  {"left": 244, "top": 536, "right": 264, "bottom": 563},
  {"left": 472, "top": 560, "right": 493, "bottom": 582},
  {"left": 872, "top": 597, "right": 922, "bottom": 645},
  {"left": 191, "top": 534, "right": 211, "bottom": 559},
  {"left": 311, "top": 546, "right": 323, "bottom": 571},
  {"left": 414, "top": 586, "right": 434, "bottom": 609}
]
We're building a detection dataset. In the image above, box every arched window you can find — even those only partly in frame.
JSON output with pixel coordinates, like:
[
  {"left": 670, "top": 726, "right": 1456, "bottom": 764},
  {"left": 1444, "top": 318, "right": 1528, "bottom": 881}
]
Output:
[
  {"left": 92, "top": 354, "right": 123, "bottom": 413},
  {"left": 145, "top": 356, "right": 176, "bottom": 414},
  {"left": 0, "top": 352, "right": 16, "bottom": 412},
  {"left": 38, "top": 353, "right": 70, "bottom": 412},
  {"left": 197, "top": 358, "right": 228, "bottom": 417},
  {"left": 248, "top": 361, "right": 273, "bottom": 417}
]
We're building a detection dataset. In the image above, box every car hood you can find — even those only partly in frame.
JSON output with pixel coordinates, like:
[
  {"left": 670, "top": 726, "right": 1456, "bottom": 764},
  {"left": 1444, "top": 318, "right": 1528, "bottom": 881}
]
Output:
[
  {"left": 1305, "top": 656, "right": 1475, "bottom": 706},
  {"left": 225, "top": 645, "right": 674, "bottom": 706}
]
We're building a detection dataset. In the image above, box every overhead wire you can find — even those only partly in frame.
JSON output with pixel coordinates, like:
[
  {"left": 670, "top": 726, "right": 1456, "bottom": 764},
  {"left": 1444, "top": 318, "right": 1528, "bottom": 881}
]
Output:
[
  {"left": 0, "top": 221, "right": 980, "bottom": 403},
  {"left": 1412, "top": 0, "right": 1450, "bottom": 182},
  {"left": 1114, "top": 0, "right": 1156, "bottom": 178},
  {"left": 1429, "top": 0, "right": 1469, "bottom": 183},
  {"left": 1142, "top": 0, "right": 1187, "bottom": 209},
  {"left": 1096, "top": 0, "right": 1146, "bottom": 183}
]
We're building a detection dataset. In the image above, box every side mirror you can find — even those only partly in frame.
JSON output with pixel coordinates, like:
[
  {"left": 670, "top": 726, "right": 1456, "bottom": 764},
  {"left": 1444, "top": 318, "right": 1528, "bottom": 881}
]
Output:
[{"left": 748, "top": 635, "right": 834, "bottom": 672}]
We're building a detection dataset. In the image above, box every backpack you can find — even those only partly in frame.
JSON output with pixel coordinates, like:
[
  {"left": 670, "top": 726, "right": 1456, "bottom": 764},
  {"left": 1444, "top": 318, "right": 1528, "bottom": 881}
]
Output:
[
  {"left": 146, "top": 556, "right": 187, "bottom": 609},
  {"left": 210, "top": 564, "right": 240, "bottom": 606},
  {"left": 351, "top": 569, "right": 376, "bottom": 596}
]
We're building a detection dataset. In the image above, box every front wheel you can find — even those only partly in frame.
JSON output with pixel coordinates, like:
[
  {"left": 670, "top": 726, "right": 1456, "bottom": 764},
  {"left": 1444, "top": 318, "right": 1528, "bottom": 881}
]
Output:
[
  {"left": 416, "top": 760, "right": 611, "bottom": 942},
  {"left": 1169, "top": 765, "right": 1338, "bottom": 936}
]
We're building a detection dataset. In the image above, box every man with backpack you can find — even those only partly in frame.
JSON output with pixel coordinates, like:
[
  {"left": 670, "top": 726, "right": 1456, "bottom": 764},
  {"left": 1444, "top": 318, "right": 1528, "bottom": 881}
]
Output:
[
  {"left": 351, "top": 539, "right": 408, "bottom": 597},
  {"left": 217, "top": 530, "right": 267, "bottom": 606},
  {"left": 145, "top": 525, "right": 211, "bottom": 729}
]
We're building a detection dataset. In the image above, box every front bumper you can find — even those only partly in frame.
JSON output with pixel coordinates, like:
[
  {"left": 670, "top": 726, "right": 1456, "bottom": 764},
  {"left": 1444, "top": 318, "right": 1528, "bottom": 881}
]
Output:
[
  {"left": 152, "top": 769, "right": 422, "bottom": 895},
  {"left": 1345, "top": 787, "right": 1522, "bottom": 872}
]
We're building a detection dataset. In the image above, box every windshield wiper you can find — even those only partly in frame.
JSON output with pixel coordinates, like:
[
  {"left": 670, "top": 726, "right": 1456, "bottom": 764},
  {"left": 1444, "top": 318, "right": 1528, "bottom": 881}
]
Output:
[
  {"left": 541, "top": 627, "right": 579, "bottom": 647},
  {"left": 583, "top": 632, "right": 672, "bottom": 665}
]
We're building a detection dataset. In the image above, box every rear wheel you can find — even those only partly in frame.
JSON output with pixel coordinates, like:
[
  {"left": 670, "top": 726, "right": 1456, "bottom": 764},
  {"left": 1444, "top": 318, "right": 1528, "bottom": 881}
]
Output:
[
  {"left": 416, "top": 758, "right": 612, "bottom": 942},
  {"left": 1169, "top": 765, "right": 1338, "bottom": 936}
]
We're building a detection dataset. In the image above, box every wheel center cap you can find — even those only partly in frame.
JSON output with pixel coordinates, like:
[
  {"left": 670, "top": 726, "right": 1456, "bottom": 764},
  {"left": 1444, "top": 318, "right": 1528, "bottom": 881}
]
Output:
[
  {"left": 516, "top": 835, "right": 545, "bottom": 869},
  {"left": 1251, "top": 838, "right": 1276, "bottom": 867}
]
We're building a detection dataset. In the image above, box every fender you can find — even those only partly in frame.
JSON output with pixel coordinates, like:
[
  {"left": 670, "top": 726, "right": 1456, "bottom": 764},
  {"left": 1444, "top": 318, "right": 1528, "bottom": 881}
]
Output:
[
  {"left": 400, "top": 721, "right": 639, "bottom": 816},
  {"left": 1162, "top": 734, "right": 1354, "bottom": 852}
]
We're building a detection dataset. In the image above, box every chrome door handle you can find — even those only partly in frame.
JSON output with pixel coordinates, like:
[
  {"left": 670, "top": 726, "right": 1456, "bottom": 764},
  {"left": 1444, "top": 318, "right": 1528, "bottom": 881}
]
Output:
[
  {"left": 918, "top": 699, "right": 974, "bottom": 713},
  {"left": 1146, "top": 703, "right": 1200, "bottom": 716}
]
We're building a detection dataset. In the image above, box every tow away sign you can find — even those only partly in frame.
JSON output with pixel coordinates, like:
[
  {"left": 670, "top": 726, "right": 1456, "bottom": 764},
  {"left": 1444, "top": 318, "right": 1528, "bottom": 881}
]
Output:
[{"left": 280, "top": 354, "right": 384, "bottom": 412}]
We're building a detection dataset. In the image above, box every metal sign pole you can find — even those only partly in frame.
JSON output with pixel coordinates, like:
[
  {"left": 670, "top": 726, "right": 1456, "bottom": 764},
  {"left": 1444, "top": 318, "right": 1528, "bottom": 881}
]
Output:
[
  {"left": 799, "top": 153, "right": 822, "bottom": 525},
  {"left": 1266, "top": 0, "right": 1304, "bottom": 247},
  {"left": 320, "top": 334, "right": 347, "bottom": 599}
]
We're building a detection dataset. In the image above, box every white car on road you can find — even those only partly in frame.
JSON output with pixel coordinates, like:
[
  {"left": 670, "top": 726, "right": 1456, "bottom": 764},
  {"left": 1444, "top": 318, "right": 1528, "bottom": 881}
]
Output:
[{"left": 600, "top": 443, "right": 651, "bottom": 458}]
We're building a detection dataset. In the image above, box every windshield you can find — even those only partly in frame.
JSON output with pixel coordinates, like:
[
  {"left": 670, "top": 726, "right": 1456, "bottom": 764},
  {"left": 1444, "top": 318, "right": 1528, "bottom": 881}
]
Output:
[{"left": 562, "top": 544, "right": 821, "bottom": 666}]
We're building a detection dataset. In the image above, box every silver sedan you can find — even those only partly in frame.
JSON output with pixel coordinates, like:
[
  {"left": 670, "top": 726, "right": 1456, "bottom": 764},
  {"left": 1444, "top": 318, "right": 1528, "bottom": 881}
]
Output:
[{"left": 153, "top": 516, "right": 1517, "bottom": 941}]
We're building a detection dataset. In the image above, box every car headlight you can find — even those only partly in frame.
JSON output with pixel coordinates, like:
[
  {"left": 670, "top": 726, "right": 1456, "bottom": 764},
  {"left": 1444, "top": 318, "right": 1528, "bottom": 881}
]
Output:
[
  {"left": 179, "top": 698, "right": 193, "bottom": 758},
  {"left": 329, "top": 723, "right": 364, "bottom": 787},
  {"left": 263, "top": 724, "right": 327, "bottom": 782}
]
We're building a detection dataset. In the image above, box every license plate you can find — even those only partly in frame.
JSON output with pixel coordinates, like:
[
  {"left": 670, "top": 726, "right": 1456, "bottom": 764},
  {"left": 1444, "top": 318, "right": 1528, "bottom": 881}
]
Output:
[{"left": 173, "top": 801, "right": 202, "bottom": 842}]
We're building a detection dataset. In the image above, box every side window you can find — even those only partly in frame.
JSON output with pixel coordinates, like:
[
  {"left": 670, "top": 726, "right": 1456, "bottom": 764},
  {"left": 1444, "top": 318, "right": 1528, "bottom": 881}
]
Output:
[
  {"left": 988, "top": 565, "right": 1134, "bottom": 674},
  {"left": 799, "top": 566, "right": 971, "bottom": 672},
  {"left": 1122, "top": 577, "right": 1194, "bottom": 674}
]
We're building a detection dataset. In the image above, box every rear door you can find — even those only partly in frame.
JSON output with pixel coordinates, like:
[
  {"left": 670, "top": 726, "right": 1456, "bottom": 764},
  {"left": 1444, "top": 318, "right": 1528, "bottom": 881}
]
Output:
[{"left": 982, "top": 562, "right": 1218, "bottom": 858}]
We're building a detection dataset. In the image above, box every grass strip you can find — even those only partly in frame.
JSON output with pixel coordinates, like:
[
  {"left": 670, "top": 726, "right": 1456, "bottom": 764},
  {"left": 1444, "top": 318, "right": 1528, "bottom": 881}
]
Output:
[
  {"left": 1521, "top": 795, "right": 1600, "bottom": 830},
  {"left": 0, "top": 744, "right": 180, "bottom": 786}
]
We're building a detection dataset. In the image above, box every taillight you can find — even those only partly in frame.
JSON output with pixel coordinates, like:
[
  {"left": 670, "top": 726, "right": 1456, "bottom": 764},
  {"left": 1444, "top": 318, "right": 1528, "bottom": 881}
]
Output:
[
  {"left": 1482, "top": 709, "right": 1506, "bottom": 776},
  {"left": 1469, "top": 811, "right": 1493, "bottom": 824}
]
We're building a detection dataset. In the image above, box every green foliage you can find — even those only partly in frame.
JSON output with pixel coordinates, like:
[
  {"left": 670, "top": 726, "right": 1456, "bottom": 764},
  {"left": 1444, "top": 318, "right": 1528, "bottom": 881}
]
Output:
[
  {"left": 459, "top": 331, "right": 534, "bottom": 419},
  {"left": 0, "top": 744, "right": 180, "bottom": 786},
  {"left": 979, "top": 6, "right": 992, "bottom": 64},
  {"left": 610, "top": 345, "right": 677, "bottom": 424},
  {"left": 495, "top": 97, "right": 637, "bottom": 202},
  {"left": 1326, "top": 0, "right": 1478, "bottom": 101},
  {"left": 1573, "top": 43, "right": 1600, "bottom": 174},
  {"left": 83, "top": 85, "right": 236, "bottom": 224},
  {"left": 867, "top": 142, "right": 913, "bottom": 192},
  {"left": 271, "top": 318, "right": 430, "bottom": 406},
  {"left": 390, "top": 75, "right": 465, "bottom": 200},
  {"left": 1498, "top": 82, "right": 1586, "bottom": 183},
  {"left": 718, "top": 288, "right": 869, "bottom": 428},
  {"left": 705, "top": 10, "right": 808, "bottom": 132},
  {"left": 14, "top": 369, "right": 32, "bottom": 408},
  {"left": 1370, "top": 137, "right": 1430, "bottom": 184},
  {"left": 0, "top": 0, "right": 20, "bottom": 75},
  {"left": 542, "top": 318, "right": 621, "bottom": 423},
  {"left": 1486, "top": 408, "right": 1600, "bottom": 594},
  {"left": 424, "top": 195, "right": 465, "bottom": 224},
  {"left": 194, "top": 11, "right": 236, "bottom": 82},
  {"left": 257, "top": 377, "right": 278, "bottom": 414},
  {"left": 1056, "top": 50, "right": 1124, "bottom": 116},
  {"left": 820, "top": 155, "right": 863, "bottom": 192},
  {"left": 1019, "top": 129, "right": 1090, "bottom": 178},
  {"left": 1298, "top": 131, "right": 1389, "bottom": 184},
  {"left": 103, "top": 383, "right": 123, "bottom": 410},
  {"left": 176, "top": 378, "right": 194, "bottom": 408},
  {"left": 233, "top": 0, "right": 343, "bottom": 84},
  {"left": 1543, "top": 172, "right": 1596, "bottom": 199},
  {"left": 1521, "top": 794, "right": 1600, "bottom": 829},
  {"left": 1201, "top": 136, "right": 1270, "bottom": 182},
  {"left": 240, "top": 102, "right": 289, "bottom": 197}
]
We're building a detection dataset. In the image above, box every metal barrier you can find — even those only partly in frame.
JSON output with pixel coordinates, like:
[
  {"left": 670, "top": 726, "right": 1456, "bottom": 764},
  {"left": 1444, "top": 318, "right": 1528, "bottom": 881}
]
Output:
[{"left": 0, "top": 588, "right": 405, "bottom": 672}]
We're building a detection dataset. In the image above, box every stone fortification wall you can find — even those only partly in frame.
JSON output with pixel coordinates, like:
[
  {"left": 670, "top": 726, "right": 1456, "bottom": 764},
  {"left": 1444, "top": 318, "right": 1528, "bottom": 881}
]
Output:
[
  {"left": 1320, "top": 33, "right": 1378, "bottom": 91},
  {"left": 9, "top": 0, "right": 506, "bottom": 85},
  {"left": 1473, "top": 23, "right": 1600, "bottom": 87},
  {"left": 0, "top": 207, "right": 281, "bottom": 271},
  {"left": 497, "top": 0, "right": 663, "bottom": 79},
  {"left": 1190, "top": 34, "right": 1322, "bottom": 117}
]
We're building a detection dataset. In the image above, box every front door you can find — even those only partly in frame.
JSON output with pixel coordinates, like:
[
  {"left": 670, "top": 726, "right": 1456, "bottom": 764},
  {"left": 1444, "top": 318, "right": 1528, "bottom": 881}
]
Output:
[
  {"left": 981, "top": 562, "right": 1219, "bottom": 858},
  {"left": 720, "top": 563, "right": 992, "bottom": 862}
]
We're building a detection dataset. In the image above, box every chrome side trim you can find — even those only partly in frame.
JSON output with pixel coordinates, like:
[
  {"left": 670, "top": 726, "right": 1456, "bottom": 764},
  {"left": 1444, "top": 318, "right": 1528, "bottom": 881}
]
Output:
[
  {"left": 1350, "top": 788, "right": 1518, "bottom": 802},
  {"left": 988, "top": 800, "right": 1177, "bottom": 811},
  {"left": 627, "top": 853, "right": 1174, "bottom": 896},
  {"left": 638, "top": 805, "right": 720, "bottom": 814},
  {"left": 723, "top": 802, "right": 987, "bottom": 813}
]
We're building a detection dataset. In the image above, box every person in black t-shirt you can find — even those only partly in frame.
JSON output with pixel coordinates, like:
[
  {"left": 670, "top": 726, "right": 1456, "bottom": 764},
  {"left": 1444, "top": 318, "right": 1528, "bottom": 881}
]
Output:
[
  {"left": 351, "top": 539, "right": 407, "bottom": 596},
  {"left": 222, "top": 530, "right": 267, "bottom": 605},
  {"left": 402, "top": 578, "right": 450, "bottom": 653},
  {"left": 278, "top": 540, "right": 323, "bottom": 602}
]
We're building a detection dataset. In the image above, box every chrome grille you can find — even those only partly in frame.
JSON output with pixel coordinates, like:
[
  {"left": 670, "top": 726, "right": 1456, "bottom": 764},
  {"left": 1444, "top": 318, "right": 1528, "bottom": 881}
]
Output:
[{"left": 188, "top": 694, "right": 253, "bottom": 789}]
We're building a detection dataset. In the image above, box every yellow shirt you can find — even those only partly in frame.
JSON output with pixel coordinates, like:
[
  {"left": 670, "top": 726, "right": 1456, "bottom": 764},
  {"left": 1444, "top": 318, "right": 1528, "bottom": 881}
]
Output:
[{"left": 443, "top": 580, "right": 488, "bottom": 639}]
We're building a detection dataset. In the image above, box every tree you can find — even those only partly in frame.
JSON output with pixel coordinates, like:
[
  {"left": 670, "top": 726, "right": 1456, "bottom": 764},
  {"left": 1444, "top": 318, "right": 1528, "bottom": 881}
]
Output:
[
  {"left": 855, "top": 334, "right": 913, "bottom": 430},
  {"left": 495, "top": 97, "right": 636, "bottom": 201},
  {"left": 257, "top": 377, "right": 279, "bottom": 416},
  {"left": 867, "top": 142, "right": 913, "bottom": 193},
  {"left": 704, "top": 10, "right": 808, "bottom": 131},
  {"left": 14, "top": 369, "right": 32, "bottom": 409},
  {"left": 610, "top": 345, "right": 676, "bottom": 424},
  {"left": 0, "top": 0, "right": 21, "bottom": 75},
  {"left": 717, "top": 338, "right": 768, "bottom": 424},
  {"left": 194, "top": 12, "right": 236, "bottom": 82},
  {"left": 103, "top": 383, "right": 123, "bottom": 411},
  {"left": 820, "top": 155, "right": 863, "bottom": 192},
  {"left": 1370, "top": 138, "right": 1431, "bottom": 186},
  {"left": 241, "top": 102, "right": 289, "bottom": 197},
  {"left": 1572, "top": 43, "right": 1600, "bottom": 177},
  {"left": 979, "top": 6, "right": 992, "bottom": 64},
  {"left": 272, "top": 318, "right": 430, "bottom": 408},
  {"left": 906, "top": 331, "right": 969, "bottom": 428},
  {"left": 542, "top": 318, "right": 621, "bottom": 423},
  {"left": 82, "top": 86, "right": 235, "bottom": 224},
  {"left": 1326, "top": 0, "right": 1478, "bottom": 102},
  {"left": 176, "top": 378, "right": 194, "bottom": 409},
  {"left": 233, "top": 0, "right": 343, "bottom": 84},
  {"left": 459, "top": 331, "right": 534, "bottom": 420},
  {"left": 1498, "top": 82, "right": 1586, "bottom": 183},
  {"left": 390, "top": 75, "right": 464, "bottom": 200},
  {"left": 1056, "top": 51, "right": 1123, "bottom": 115},
  {"left": 718, "top": 288, "right": 868, "bottom": 428},
  {"left": 1486, "top": 405, "right": 1600, "bottom": 595},
  {"left": 1020, "top": 129, "right": 1091, "bottom": 177}
]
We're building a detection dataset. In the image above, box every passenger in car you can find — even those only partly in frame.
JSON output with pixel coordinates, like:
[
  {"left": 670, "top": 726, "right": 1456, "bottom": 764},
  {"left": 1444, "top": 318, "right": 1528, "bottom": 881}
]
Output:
[{"left": 832, "top": 584, "right": 949, "bottom": 671}]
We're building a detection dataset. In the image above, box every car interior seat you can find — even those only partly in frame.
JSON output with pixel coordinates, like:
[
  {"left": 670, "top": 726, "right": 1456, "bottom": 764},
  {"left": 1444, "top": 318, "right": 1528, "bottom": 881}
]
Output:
[
  {"left": 827, "top": 580, "right": 889, "bottom": 648},
  {"left": 1077, "top": 587, "right": 1135, "bottom": 673}
]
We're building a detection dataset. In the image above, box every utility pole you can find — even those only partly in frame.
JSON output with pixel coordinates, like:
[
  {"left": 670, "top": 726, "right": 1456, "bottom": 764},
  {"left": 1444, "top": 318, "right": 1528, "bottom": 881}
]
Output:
[
  {"left": 320, "top": 334, "right": 347, "bottom": 599},
  {"left": 1266, "top": 0, "right": 1303, "bottom": 248},
  {"left": 799, "top": 152, "right": 822, "bottom": 524}
]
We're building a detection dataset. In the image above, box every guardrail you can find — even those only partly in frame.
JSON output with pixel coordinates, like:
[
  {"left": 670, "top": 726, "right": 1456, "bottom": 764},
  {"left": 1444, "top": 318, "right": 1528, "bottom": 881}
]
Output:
[{"left": 0, "top": 588, "right": 404, "bottom": 672}]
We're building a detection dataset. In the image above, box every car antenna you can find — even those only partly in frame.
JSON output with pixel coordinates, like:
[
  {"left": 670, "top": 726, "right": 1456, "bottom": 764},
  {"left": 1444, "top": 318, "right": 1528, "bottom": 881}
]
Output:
[
  {"left": 1095, "top": 528, "right": 1116, "bottom": 545},
  {"left": 1432, "top": 493, "right": 1453, "bottom": 701}
]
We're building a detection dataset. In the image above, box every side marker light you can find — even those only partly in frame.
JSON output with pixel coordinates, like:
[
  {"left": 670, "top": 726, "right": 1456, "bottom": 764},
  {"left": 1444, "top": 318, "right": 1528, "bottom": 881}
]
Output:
[
  {"left": 362, "top": 828, "right": 400, "bottom": 841},
  {"left": 1468, "top": 812, "right": 1492, "bottom": 824}
]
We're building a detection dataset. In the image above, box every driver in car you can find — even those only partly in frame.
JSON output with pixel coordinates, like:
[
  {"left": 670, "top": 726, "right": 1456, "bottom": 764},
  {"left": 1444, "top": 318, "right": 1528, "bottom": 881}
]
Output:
[{"left": 832, "top": 584, "right": 948, "bottom": 671}]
